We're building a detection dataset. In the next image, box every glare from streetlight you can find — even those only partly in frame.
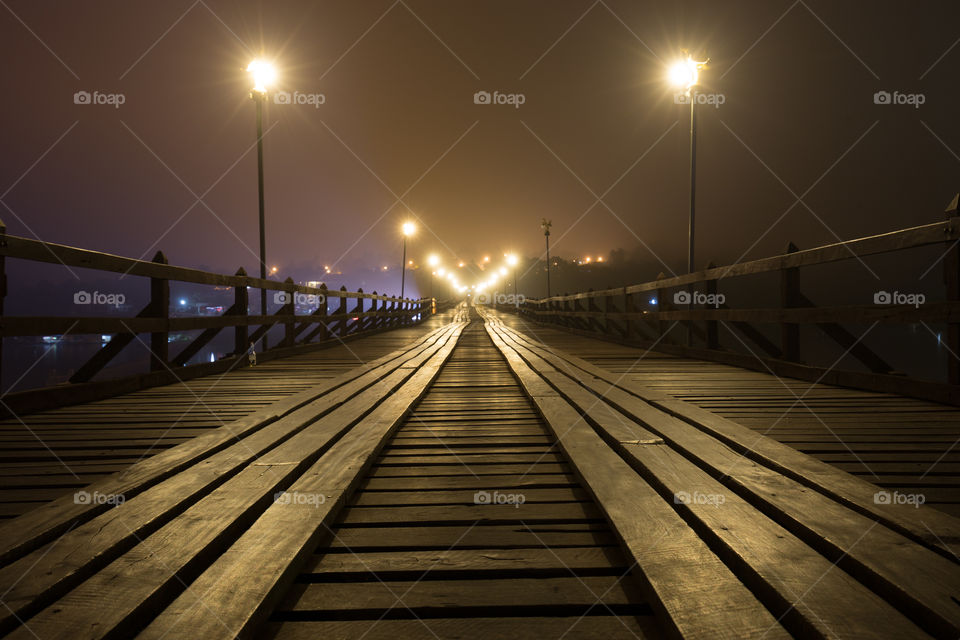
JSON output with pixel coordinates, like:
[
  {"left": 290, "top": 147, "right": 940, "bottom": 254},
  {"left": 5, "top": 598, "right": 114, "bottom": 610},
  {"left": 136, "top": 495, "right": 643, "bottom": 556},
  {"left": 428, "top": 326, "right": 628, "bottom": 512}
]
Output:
[
  {"left": 427, "top": 254, "right": 440, "bottom": 267},
  {"left": 506, "top": 253, "right": 518, "bottom": 266},
  {"left": 247, "top": 59, "right": 276, "bottom": 93},
  {"left": 668, "top": 55, "right": 706, "bottom": 92},
  {"left": 499, "top": 267, "right": 507, "bottom": 276},
  {"left": 402, "top": 221, "right": 416, "bottom": 236},
  {"left": 437, "top": 268, "right": 446, "bottom": 277}
]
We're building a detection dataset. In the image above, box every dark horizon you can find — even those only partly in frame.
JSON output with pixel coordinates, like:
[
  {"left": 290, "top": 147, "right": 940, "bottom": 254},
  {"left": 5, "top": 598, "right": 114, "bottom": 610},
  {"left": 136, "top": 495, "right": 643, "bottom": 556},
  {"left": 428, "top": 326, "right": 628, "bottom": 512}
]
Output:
[{"left": 2, "top": 0, "right": 959, "bottom": 293}]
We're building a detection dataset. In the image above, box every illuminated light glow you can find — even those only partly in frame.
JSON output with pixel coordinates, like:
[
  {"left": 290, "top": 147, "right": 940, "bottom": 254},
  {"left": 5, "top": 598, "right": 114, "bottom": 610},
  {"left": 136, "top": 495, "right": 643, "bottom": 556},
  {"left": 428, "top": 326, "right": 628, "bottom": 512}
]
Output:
[
  {"left": 247, "top": 59, "right": 276, "bottom": 93},
  {"left": 499, "top": 267, "right": 507, "bottom": 276},
  {"left": 585, "top": 256, "right": 591, "bottom": 263},
  {"left": 402, "top": 221, "right": 416, "bottom": 236},
  {"left": 408, "top": 260, "right": 414, "bottom": 266},
  {"left": 271, "top": 266, "right": 278, "bottom": 273},
  {"left": 668, "top": 55, "right": 706, "bottom": 92},
  {"left": 382, "top": 266, "right": 388, "bottom": 271},
  {"left": 427, "top": 254, "right": 440, "bottom": 267},
  {"left": 458, "top": 261, "right": 465, "bottom": 267},
  {"left": 179, "top": 299, "right": 187, "bottom": 306},
  {"left": 482, "top": 256, "right": 490, "bottom": 263},
  {"left": 437, "top": 268, "right": 446, "bottom": 277},
  {"left": 506, "top": 253, "right": 518, "bottom": 266},
  {"left": 597, "top": 256, "right": 603, "bottom": 262}
]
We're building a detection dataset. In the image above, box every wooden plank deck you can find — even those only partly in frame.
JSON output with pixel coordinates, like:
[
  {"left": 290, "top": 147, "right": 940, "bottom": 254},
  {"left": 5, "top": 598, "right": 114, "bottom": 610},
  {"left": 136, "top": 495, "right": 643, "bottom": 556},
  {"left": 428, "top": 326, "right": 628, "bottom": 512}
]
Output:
[
  {"left": 0, "top": 304, "right": 957, "bottom": 638},
  {"left": 0, "top": 311, "right": 458, "bottom": 520},
  {"left": 494, "top": 311, "right": 960, "bottom": 519}
]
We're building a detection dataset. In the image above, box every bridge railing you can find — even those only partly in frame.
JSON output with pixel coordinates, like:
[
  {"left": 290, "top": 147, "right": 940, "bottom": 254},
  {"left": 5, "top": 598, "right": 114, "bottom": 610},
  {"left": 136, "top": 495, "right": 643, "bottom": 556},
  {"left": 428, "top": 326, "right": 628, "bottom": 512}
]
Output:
[
  {"left": 0, "top": 225, "right": 432, "bottom": 412},
  {"left": 501, "top": 200, "right": 960, "bottom": 405}
]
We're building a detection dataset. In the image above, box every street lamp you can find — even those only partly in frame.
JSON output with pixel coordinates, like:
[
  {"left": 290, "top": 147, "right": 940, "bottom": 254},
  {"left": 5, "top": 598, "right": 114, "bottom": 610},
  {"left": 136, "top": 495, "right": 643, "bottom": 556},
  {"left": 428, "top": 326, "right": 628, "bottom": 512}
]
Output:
[
  {"left": 506, "top": 253, "right": 519, "bottom": 300},
  {"left": 400, "top": 222, "right": 415, "bottom": 298},
  {"left": 248, "top": 58, "right": 276, "bottom": 351},
  {"left": 541, "top": 219, "right": 552, "bottom": 298},
  {"left": 427, "top": 254, "right": 440, "bottom": 299},
  {"left": 668, "top": 54, "right": 708, "bottom": 275}
]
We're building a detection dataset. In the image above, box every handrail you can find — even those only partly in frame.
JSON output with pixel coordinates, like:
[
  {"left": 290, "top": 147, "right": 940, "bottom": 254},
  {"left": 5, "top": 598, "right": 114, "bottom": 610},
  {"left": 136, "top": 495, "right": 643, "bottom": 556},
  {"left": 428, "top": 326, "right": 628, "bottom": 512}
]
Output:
[
  {"left": 0, "top": 234, "right": 409, "bottom": 301},
  {"left": 502, "top": 199, "right": 960, "bottom": 404},
  {"left": 0, "top": 226, "right": 435, "bottom": 406},
  {"left": 531, "top": 219, "right": 960, "bottom": 303}
]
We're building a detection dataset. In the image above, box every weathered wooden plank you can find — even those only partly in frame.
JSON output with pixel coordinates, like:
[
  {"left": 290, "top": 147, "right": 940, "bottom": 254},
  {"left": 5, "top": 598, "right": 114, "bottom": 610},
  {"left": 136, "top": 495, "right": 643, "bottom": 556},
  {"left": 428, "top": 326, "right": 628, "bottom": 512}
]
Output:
[
  {"left": 135, "top": 323, "right": 465, "bottom": 640},
  {"left": 338, "top": 502, "right": 601, "bottom": 524},
  {"left": 498, "top": 316, "right": 960, "bottom": 559},
  {"left": 327, "top": 523, "right": 615, "bottom": 549},
  {"left": 265, "top": 615, "right": 657, "bottom": 640},
  {"left": 0, "top": 325, "right": 463, "bottom": 637},
  {"left": 489, "top": 315, "right": 960, "bottom": 637},
  {"left": 0, "top": 323, "right": 453, "bottom": 566},
  {"left": 303, "top": 546, "right": 624, "bottom": 574},
  {"left": 534, "top": 369, "right": 928, "bottom": 638},
  {"left": 350, "top": 488, "right": 587, "bottom": 505},
  {"left": 279, "top": 576, "right": 641, "bottom": 610},
  {"left": 483, "top": 318, "right": 790, "bottom": 640}
]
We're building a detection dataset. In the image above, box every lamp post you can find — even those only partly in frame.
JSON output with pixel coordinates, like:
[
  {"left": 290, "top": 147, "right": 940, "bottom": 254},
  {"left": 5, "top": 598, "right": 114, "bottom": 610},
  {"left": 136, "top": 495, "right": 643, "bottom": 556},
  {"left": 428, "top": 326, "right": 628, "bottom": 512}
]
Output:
[
  {"left": 541, "top": 219, "right": 552, "bottom": 298},
  {"left": 506, "top": 253, "right": 519, "bottom": 306},
  {"left": 427, "top": 254, "right": 440, "bottom": 300},
  {"left": 669, "top": 55, "right": 707, "bottom": 347},
  {"left": 400, "top": 222, "right": 415, "bottom": 298},
  {"left": 668, "top": 55, "right": 708, "bottom": 276},
  {"left": 247, "top": 59, "right": 276, "bottom": 352}
]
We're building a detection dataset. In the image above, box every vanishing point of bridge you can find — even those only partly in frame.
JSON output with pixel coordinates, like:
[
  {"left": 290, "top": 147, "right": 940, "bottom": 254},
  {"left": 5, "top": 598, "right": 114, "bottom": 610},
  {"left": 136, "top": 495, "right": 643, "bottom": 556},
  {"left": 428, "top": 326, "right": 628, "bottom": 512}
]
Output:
[{"left": 1, "top": 207, "right": 960, "bottom": 639}]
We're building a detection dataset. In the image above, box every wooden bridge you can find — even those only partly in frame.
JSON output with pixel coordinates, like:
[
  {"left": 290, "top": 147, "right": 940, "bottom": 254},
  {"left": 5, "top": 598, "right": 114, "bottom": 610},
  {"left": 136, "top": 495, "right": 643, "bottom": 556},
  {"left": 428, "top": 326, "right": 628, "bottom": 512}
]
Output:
[{"left": 1, "top": 213, "right": 960, "bottom": 639}]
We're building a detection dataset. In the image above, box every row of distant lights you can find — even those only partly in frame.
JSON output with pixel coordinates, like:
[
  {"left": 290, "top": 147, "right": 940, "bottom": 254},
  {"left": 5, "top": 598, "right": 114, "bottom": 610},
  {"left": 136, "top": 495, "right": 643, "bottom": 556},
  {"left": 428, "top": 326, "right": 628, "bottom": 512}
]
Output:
[{"left": 398, "top": 220, "right": 614, "bottom": 295}]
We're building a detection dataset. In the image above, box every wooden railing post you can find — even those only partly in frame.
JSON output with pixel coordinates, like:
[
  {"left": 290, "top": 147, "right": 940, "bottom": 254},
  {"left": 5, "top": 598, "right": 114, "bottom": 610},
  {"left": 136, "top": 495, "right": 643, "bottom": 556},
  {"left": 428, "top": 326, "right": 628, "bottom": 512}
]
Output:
[
  {"left": 369, "top": 292, "right": 379, "bottom": 331},
  {"left": 0, "top": 219, "right": 6, "bottom": 391},
  {"left": 705, "top": 262, "right": 719, "bottom": 350},
  {"left": 656, "top": 272, "right": 669, "bottom": 343},
  {"left": 233, "top": 267, "right": 248, "bottom": 356},
  {"left": 336, "top": 287, "right": 348, "bottom": 337},
  {"left": 781, "top": 242, "right": 800, "bottom": 362},
  {"left": 318, "top": 284, "right": 329, "bottom": 341},
  {"left": 353, "top": 289, "right": 365, "bottom": 335},
  {"left": 946, "top": 195, "right": 960, "bottom": 384},
  {"left": 149, "top": 251, "right": 169, "bottom": 371},
  {"left": 282, "top": 277, "right": 295, "bottom": 348},
  {"left": 623, "top": 287, "right": 632, "bottom": 341}
]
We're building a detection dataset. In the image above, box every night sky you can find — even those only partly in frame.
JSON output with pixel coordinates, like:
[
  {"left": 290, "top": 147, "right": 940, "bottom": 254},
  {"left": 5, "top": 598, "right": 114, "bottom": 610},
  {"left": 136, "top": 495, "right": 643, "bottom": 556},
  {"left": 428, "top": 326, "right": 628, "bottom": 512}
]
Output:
[{"left": 2, "top": 0, "right": 959, "bottom": 293}]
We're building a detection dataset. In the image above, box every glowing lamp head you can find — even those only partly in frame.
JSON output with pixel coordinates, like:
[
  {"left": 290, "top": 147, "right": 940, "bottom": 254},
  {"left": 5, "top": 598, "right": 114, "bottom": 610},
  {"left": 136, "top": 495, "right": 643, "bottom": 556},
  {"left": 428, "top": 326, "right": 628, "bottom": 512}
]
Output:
[
  {"left": 247, "top": 59, "right": 276, "bottom": 94},
  {"left": 668, "top": 56, "right": 706, "bottom": 92},
  {"left": 437, "top": 268, "right": 446, "bottom": 277},
  {"left": 427, "top": 254, "right": 440, "bottom": 267},
  {"left": 506, "top": 253, "right": 518, "bottom": 266},
  {"left": 402, "top": 222, "right": 416, "bottom": 237},
  {"left": 499, "top": 267, "right": 507, "bottom": 276}
]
